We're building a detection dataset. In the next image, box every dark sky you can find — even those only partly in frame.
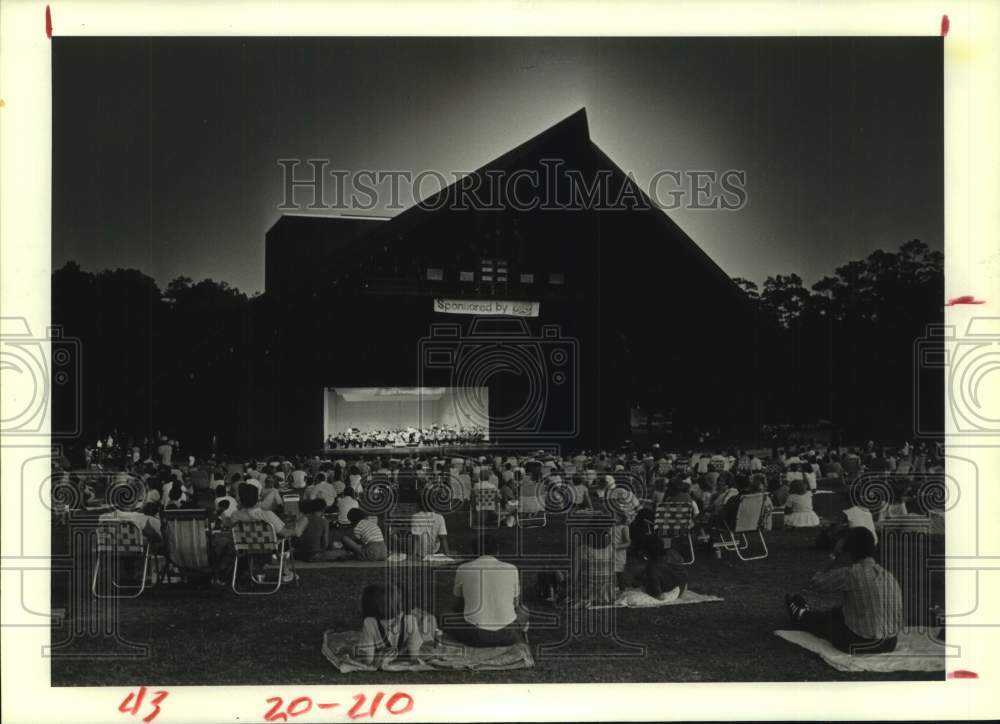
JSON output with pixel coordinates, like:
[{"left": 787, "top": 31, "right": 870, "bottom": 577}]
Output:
[{"left": 53, "top": 36, "right": 942, "bottom": 295}]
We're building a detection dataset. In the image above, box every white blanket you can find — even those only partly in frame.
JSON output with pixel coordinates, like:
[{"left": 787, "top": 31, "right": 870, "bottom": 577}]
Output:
[
  {"left": 589, "top": 589, "right": 724, "bottom": 609},
  {"left": 774, "top": 628, "right": 946, "bottom": 672}
]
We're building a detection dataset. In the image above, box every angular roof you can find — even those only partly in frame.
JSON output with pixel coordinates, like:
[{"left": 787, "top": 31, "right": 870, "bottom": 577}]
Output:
[{"left": 265, "top": 107, "right": 744, "bottom": 300}]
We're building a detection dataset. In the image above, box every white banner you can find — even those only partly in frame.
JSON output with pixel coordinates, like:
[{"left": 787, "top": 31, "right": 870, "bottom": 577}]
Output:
[{"left": 433, "top": 298, "right": 539, "bottom": 317}]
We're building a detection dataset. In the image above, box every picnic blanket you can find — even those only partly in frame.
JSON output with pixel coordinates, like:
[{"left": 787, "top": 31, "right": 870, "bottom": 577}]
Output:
[
  {"left": 773, "top": 628, "right": 946, "bottom": 672},
  {"left": 322, "top": 613, "right": 534, "bottom": 673},
  {"left": 294, "top": 553, "right": 461, "bottom": 570},
  {"left": 589, "top": 589, "right": 724, "bottom": 609}
]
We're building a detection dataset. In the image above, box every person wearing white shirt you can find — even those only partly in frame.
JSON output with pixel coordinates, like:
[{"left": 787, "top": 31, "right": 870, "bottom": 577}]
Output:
[
  {"left": 335, "top": 489, "right": 361, "bottom": 526},
  {"left": 444, "top": 535, "right": 527, "bottom": 646},
  {"left": 410, "top": 500, "right": 450, "bottom": 557}
]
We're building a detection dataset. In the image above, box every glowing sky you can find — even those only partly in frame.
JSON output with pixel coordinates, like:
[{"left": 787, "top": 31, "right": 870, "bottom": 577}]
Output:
[{"left": 53, "top": 36, "right": 942, "bottom": 295}]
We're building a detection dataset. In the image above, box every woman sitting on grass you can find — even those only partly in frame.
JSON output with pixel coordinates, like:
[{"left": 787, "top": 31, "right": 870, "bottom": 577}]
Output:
[
  {"left": 355, "top": 583, "right": 426, "bottom": 666},
  {"left": 785, "top": 479, "right": 821, "bottom": 527}
]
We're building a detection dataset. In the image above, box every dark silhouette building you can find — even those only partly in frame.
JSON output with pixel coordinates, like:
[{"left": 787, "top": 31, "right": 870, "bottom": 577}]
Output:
[{"left": 257, "top": 109, "right": 770, "bottom": 452}]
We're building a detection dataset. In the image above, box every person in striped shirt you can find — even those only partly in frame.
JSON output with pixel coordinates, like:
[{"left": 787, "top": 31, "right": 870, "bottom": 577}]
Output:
[
  {"left": 340, "top": 508, "right": 387, "bottom": 561},
  {"left": 785, "top": 526, "right": 902, "bottom": 653}
]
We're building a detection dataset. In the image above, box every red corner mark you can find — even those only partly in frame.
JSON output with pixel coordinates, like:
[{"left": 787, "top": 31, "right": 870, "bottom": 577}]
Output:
[
  {"left": 948, "top": 669, "right": 979, "bottom": 679},
  {"left": 45, "top": 5, "right": 52, "bottom": 38},
  {"left": 941, "top": 14, "right": 950, "bottom": 37},
  {"left": 945, "top": 295, "right": 986, "bottom": 306}
]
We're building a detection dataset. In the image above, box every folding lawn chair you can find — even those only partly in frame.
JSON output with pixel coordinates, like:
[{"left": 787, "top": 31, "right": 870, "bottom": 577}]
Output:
[
  {"left": 470, "top": 487, "right": 501, "bottom": 529},
  {"left": 230, "top": 519, "right": 290, "bottom": 595},
  {"left": 92, "top": 519, "right": 152, "bottom": 598},
  {"left": 654, "top": 501, "right": 696, "bottom": 564},
  {"left": 517, "top": 479, "right": 547, "bottom": 528},
  {"left": 713, "top": 492, "right": 769, "bottom": 561},
  {"left": 160, "top": 508, "right": 212, "bottom": 583}
]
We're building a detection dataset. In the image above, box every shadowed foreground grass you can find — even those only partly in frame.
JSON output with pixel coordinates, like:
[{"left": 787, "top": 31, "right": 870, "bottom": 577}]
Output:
[{"left": 51, "top": 496, "right": 942, "bottom": 686}]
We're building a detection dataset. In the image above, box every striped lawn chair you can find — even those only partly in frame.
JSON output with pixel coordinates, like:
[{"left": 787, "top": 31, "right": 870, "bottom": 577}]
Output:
[
  {"left": 92, "top": 519, "right": 151, "bottom": 598},
  {"left": 230, "top": 519, "right": 288, "bottom": 595},
  {"left": 160, "top": 509, "right": 212, "bottom": 583},
  {"left": 653, "top": 501, "right": 696, "bottom": 565},
  {"left": 470, "top": 487, "right": 500, "bottom": 529}
]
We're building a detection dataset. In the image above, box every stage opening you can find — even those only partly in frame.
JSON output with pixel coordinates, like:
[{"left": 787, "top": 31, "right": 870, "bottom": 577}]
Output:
[{"left": 323, "top": 386, "right": 490, "bottom": 448}]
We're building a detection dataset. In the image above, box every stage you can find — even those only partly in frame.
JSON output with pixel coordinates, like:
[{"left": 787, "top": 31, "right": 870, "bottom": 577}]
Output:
[{"left": 317, "top": 443, "right": 504, "bottom": 460}]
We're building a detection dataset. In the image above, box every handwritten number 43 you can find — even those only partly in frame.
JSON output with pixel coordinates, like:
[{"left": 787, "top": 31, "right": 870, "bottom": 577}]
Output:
[
  {"left": 118, "top": 687, "right": 169, "bottom": 723},
  {"left": 265, "top": 692, "right": 413, "bottom": 721}
]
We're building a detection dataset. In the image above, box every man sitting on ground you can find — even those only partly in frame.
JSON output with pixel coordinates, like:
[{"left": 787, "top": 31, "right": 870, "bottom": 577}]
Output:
[
  {"left": 443, "top": 534, "right": 529, "bottom": 646},
  {"left": 785, "top": 526, "right": 902, "bottom": 654}
]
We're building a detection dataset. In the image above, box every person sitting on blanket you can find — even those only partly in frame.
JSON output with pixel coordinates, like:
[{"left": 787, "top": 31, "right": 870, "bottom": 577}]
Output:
[
  {"left": 336, "top": 508, "right": 388, "bottom": 562},
  {"left": 293, "top": 497, "right": 342, "bottom": 562},
  {"left": 355, "top": 583, "right": 426, "bottom": 665},
  {"left": 624, "top": 535, "right": 688, "bottom": 599},
  {"left": 785, "top": 526, "right": 902, "bottom": 654},
  {"left": 443, "top": 534, "right": 529, "bottom": 646}
]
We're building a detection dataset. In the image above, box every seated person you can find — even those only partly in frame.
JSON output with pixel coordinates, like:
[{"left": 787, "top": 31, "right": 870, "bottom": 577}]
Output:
[
  {"left": 258, "top": 476, "right": 284, "bottom": 515},
  {"left": 303, "top": 473, "right": 337, "bottom": 511},
  {"left": 710, "top": 472, "right": 739, "bottom": 513},
  {"left": 785, "top": 527, "right": 902, "bottom": 654},
  {"left": 816, "top": 502, "right": 879, "bottom": 550},
  {"left": 356, "top": 583, "right": 426, "bottom": 665},
  {"left": 338, "top": 508, "right": 388, "bottom": 561},
  {"left": 624, "top": 536, "right": 688, "bottom": 599},
  {"left": 410, "top": 499, "right": 451, "bottom": 558},
  {"left": 572, "top": 521, "right": 617, "bottom": 607},
  {"left": 293, "top": 498, "right": 340, "bottom": 562},
  {"left": 784, "top": 480, "right": 821, "bottom": 527},
  {"left": 770, "top": 477, "right": 791, "bottom": 508},
  {"left": 571, "top": 474, "right": 594, "bottom": 511},
  {"left": 721, "top": 473, "right": 771, "bottom": 530},
  {"left": 213, "top": 483, "right": 238, "bottom": 515},
  {"left": 99, "top": 482, "right": 163, "bottom": 542},
  {"left": 334, "top": 487, "right": 361, "bottom": 526},
  {"left": 212, "top": 483, "right": 305, "bottom": 582},
  {"left": 443, "top": 534, "right": 528, "bottom": 646},
  {"left": 665, "top": 477, "right": 699, "bottom": 516}
]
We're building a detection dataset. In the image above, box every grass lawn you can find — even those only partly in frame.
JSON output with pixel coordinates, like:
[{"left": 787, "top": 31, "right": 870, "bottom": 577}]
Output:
[{"left": 50, "top": 490, "right": 943, "bottom": 685}]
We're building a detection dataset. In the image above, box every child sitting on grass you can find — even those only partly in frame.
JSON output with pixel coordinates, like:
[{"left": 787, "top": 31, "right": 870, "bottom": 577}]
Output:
[
  {"left": 355, "top": 583, "right": 426, "bottom": 666},
  {"left": 785, "top": 479, "right": 820, "bottom": 527},
  {"left": 338, "top": 508, "right": 388, "bottom": 561}
]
